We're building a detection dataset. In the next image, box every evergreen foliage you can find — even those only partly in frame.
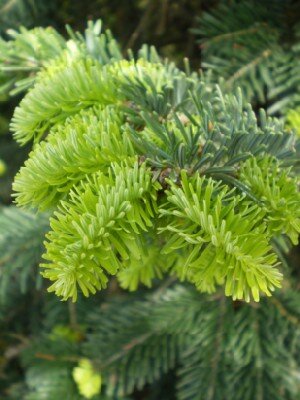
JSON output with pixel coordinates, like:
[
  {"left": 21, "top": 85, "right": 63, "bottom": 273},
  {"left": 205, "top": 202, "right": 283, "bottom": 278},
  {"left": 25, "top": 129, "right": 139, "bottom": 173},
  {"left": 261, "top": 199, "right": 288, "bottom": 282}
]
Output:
[
  {"left": 193, "top": 0, "right": 300, "bottom": 115},
  {"left": 0, "top": 0, "right": 55, "bottom": 32},
  {"left": 0, "top": 19, "right": 121, "bottom": 97},
  {"left": 6, "top": 20, "right": 300, "bottom": 304},
  {"left": 14, "top": 285, "right": 300, "bottom": 399},
  {"left": 0, "top": 206, "right": 48, "bottom": 301},
  {"left": 1, "top": 10, "right": 300, "bottom": 400}
]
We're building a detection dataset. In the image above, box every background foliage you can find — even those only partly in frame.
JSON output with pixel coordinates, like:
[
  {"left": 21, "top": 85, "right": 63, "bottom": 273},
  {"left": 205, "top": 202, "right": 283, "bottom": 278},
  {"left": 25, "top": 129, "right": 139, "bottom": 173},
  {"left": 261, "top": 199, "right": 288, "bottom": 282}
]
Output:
[{"left": 1, "top": 1, "right": 300, "bottom": 399}]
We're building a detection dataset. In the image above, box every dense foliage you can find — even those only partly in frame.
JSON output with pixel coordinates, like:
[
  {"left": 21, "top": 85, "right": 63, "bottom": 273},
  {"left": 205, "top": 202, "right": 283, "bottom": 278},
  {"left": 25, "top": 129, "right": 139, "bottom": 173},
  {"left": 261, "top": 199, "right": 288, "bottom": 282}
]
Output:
[
  {"left": 194, "top": 0, "right": 300, "bottom": 115},
  {"left": 1, "top": 1, "right": 300, "bottom": 399}
]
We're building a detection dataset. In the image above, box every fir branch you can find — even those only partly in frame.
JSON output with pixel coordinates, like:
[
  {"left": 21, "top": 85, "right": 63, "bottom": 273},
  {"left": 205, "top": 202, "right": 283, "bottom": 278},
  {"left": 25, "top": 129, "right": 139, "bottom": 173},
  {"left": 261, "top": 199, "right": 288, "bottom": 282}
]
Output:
[
  {"left": 41, "top": 161, "right": 160, "bottom": 301},
  {"left": 159, "top": 171, "right": 281, "bottom": 302},
  {"left": 239, "top": 156, "right": 300, "bottom": 244}
]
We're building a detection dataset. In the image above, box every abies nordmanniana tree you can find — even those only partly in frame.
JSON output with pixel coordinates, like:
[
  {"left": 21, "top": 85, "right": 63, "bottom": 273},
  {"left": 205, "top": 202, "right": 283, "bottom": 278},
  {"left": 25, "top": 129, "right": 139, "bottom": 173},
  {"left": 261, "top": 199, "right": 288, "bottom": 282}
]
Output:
[
  {"left": 1, "top": 18, "right": 300, "bottom": 400},
  {"left": 9, "top": 19, "right": 300, "bottom": 303}
]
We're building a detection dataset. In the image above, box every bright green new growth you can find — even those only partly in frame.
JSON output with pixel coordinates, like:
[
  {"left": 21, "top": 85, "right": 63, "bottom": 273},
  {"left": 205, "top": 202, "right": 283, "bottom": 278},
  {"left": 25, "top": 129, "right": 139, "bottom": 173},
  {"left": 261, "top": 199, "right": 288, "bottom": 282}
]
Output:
[
  {"left": 0, "top": 19, "right": 122, "bottom": 97},
  {"left": 11, "top": 21, "right": 300, "bottom": 302},
  {"left": 73, "top": 358, "right": 102, "bottom": 399},
  {"left": 286, "top": 108, "right": 300, "bottom": 137},
  {"left": 42, "top": 161, "right": 160, "bottom": 301},
  {"left": 160, "top": 171, "right": 280, "bottom": 302},
  {"left": 13, "top": 106, "right": 134, "bottom": 210},
  {"left": 240, "top": 156, "right": 300, "bottom": 244}
]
